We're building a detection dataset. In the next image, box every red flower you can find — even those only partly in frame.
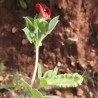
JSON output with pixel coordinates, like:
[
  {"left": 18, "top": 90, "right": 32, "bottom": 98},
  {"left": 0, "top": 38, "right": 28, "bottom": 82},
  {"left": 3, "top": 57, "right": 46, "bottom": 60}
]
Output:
[{"left": 35, "top": 3, "right": 51, "bottom": 20}]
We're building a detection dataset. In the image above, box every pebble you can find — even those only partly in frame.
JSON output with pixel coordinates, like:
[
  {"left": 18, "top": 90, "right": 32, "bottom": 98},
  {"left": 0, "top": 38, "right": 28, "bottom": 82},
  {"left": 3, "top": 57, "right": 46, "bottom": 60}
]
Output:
[
  {"left": 57, "top": 62, "right": 61, "bottom": 66},
  {"left": 44, "top": 64, "right": 48, "bottom": 68},
  {"left": 12, "top": 27, "right": 18, "bottom": 33},
  {"left": 77, "top": 87, "right": 84, "bottom": 97},
  {"left": 22, "top": 39, "right": 28, "bottom": 45},
  {"left": 55, "top": 90, "right": 62, "bottom": 97}
]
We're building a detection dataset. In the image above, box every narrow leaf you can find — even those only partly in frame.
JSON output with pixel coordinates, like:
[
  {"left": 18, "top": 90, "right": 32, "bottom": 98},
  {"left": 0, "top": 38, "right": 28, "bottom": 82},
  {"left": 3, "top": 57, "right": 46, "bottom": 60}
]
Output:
[
  {"left": 22, "top": 79, "right": 34, "bottom": 96},
  {"left": 24, "top": 16, "right": 35, "bottom": 33},
  {"left": 34, "top": 19, "right": 39, "bottom": 28},
  {"left": 22, "top": 79, "right": 43, "bottom": 98},
  {"left": 19, "top": 0, "right": 27, "bottom": 9},
  {"left": 32, "top": 89, "right": 43, "bottom": 98},
  {"left": 43, "top": 67, "right": 58, "bottom": 79},
  {"left": 39, "top": 77, "right": 48, "bottom": 88},
  {"left": 0, "top": 85, "right": 15, "bottom": 90},
  {"left": 51, "top": 67, "right": 58, "bottom": 79},
  {"left": 23, "top": 27, "right": 33, "bottom": 43},
  {"left": 48, "top": 16, "right": 59, "bottom": 33},
  {"left": 43, "top": 70, "right": 53, "bottom": 79}
]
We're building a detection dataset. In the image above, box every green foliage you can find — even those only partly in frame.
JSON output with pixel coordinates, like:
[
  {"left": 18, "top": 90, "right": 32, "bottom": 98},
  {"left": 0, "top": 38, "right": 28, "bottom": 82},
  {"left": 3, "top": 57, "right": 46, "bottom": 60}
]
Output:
[
  {"left": 23, "top": 17, "right": 35, "bottom": 43},
  {"left": 43, "top": 67, "right": 58, "bottom": 79},
  {"left": 22, "top": 78, "right": 60, "bottom": 98},
  {"left": 23, "top": 17, "right": 35, "bottom": 33},
  {"left": 0, "top": 63, "right": 5, "bottom": 72},
  {"left": 39, "top": 20, "right": 49, "bottom": 34},
  {"left": 48, "top": 16, "right": 59, "bottom": 33},
  {"left": 0, "top": 76, "right": 3, "bottom": 81},
  {"left": 44, "top": 96, "right": 60, "bottom": 98},
  {"left": 43, "top": 68, "right": 83, "bottom": 88},
  {"left": 12, "top": 73, "right": 23, "bottom": 91},
  {"left": 0, "top": 85, "right": 14, "bottom": 90},
  {"left": 66, "top": 95, "right": 73, "bottom": 98},
  {"left": 19, "top": 0, "right": 27, "bottom": 9},
  {"left": 32, "top": 89, "right": 43, "bottom": 98},
  {"left": 22, "top": 79, "right": 43, "bottom": 98},
  {"left": 23, "top": 27, "right": 33, "bottom": 43},
  {"left": 81, "top": 96, "right": 86, "bottom": 98},
  {"left": 0, "top": 63, "right": 4, "bottom": 82},
  {"left": 23, "top": 16, "right": 59, "bottom": 46},
  {"left": 39, "top": 77, "right": 48, "bottom": 88},
  {"left": 47, "top": 73, "right": 83, "bottom": 88}
]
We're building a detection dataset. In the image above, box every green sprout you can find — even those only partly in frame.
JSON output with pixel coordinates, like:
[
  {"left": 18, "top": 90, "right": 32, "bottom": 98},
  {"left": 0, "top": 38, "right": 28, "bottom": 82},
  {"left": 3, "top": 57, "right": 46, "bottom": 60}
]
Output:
[{"left": 19, "top": 0, "right": 27, "bottom": 9}]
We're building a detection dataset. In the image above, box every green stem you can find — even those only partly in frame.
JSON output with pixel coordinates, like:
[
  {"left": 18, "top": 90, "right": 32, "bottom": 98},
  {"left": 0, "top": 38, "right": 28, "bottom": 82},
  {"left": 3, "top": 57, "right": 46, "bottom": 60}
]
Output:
[{"left": 31, "top": 46, "right": 39, "bottom": 87}]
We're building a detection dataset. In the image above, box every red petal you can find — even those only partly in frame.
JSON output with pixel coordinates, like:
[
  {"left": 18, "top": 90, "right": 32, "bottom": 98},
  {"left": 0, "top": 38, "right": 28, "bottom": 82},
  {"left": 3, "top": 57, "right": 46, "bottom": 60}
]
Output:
[
  {"left": 35, "top": 3, "right": 45, "bottom": 17},
  {"left": 35, "top": 4, "right": 42, "bottom": 14},
  {"left": 44, "top": 7, "right": 51, "bottom": 18}
]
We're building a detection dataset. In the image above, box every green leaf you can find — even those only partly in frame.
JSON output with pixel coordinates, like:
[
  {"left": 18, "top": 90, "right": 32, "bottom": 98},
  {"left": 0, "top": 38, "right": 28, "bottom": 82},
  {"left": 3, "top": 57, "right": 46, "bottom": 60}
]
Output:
[
  {"left": 32, "top": 89, "right": 43, "bottom": 98},
  {"left": 0, "top": 63, "right": 5, "bottom": 72},
  {"left": 22, "top": 79, "right": 43, "bottom": 98},
  {"left": 43, "top": 70, "right": 53, "bottom": 79},
  {"left": 66, "top": 95, "right": 73, "bottom": 98},
  {"left": 38, "top": 63, "right": 42, "bottom": 79},
  {"left": 47, "top": 73, "right": 83, "bottom": 88},
  {"left": 51, "top": 67, "right": 58, "bottom": 78},
  {"left": 0, "top": 76, "right": 4, "bottom": 81},
  {"left": 39, "top": 77, "right": 48, "bottom": 88},
  {"left": 42, "top": 68, "right": 83, "bottom": 88},
  {"left": 39, "top": 20, "right": 49, "bottom": 33},
  {"left": 23, "top": 27, "right": 33, "bottom": 43},
  {"left": 34, "top": 19, "right": 39, "bottom": 28},
  {"left": 23, "top": 16, "right": 59, "bottom": 46},
  {"left": 0, "top": 85, "right": 15, "bottom": 90},
  {"left": 23, "top": 17, "right": 40, "bottom": 45},
  {"left": 43, "top": 67, "right": 58, "bottom": 79},
  {"left": 44, "top": 95, "right": 60, "bottom": 98},
  {"left": 19, "top": 0, "right": 27, "bottom": 9},
  {"left": 22, "top": 79, "right": 34, "bottom": 96},
  {"left": 48, "top": 16, "right": 59, "bottom": 33},
  {"left": 24, "top": 16, "right": 35, "bottom": 33}
]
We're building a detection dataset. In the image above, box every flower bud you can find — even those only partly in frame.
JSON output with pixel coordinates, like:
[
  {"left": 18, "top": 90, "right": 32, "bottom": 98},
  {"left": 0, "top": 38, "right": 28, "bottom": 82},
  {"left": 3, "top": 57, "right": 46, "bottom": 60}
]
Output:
[{"left": 35, "top": 3, "right": 51, "bottom": 20}]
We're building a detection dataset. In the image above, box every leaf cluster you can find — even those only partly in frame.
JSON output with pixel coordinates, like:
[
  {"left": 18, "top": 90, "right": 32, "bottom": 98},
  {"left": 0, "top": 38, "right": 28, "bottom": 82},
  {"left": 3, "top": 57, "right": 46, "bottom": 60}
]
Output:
[{"left": 23, "top": 16, "right": 59, "bottom": 46}]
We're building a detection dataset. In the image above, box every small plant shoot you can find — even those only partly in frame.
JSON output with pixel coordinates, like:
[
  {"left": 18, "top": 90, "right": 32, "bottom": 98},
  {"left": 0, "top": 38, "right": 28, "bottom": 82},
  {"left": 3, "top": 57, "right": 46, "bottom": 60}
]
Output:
[
  {"left": 19, "top": 0, "right": 27, "bottom": 9},
  {"left": 22, "top": 3, "right": 83, "bottom": 98}
]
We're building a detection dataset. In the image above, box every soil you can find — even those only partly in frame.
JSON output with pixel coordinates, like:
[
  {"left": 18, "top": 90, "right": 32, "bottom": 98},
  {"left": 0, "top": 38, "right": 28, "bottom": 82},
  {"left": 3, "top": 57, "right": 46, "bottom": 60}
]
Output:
[{"left": 0, "top": 0, "right": 98, "bottom": 98}]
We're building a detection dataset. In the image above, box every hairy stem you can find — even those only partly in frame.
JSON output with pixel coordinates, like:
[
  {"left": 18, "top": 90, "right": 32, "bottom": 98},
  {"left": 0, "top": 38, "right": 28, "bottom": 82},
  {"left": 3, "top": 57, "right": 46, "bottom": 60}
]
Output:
[{"left": 31, "top": 46, "right": 39, "bottom": 87}]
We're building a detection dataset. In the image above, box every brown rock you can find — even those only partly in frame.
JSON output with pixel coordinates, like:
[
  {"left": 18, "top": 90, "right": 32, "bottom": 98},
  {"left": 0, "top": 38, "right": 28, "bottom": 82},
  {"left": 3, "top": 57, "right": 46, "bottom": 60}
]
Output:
[
  {"left": 12, "top": 27, "right": 18, "bottom": 33},
  {"left": 22, "top": 39, "right": 28, "bottom": 45},
  {"left": 77, "top": 87, "right": 84, "bottom": 97}
]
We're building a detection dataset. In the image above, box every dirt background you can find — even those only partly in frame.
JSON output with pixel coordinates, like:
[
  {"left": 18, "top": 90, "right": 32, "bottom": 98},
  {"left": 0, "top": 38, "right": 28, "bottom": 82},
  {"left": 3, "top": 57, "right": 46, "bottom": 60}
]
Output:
[{"left": 0, "top": 0, "right": 98, "bottom": 98}]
